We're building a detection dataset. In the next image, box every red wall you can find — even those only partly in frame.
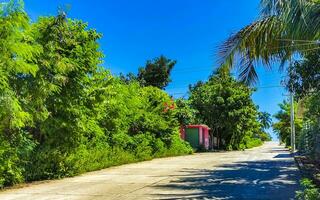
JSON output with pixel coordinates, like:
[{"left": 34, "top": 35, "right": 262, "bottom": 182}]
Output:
[{"left": 180, "top": 125, "right": 210, "bottom": 150}]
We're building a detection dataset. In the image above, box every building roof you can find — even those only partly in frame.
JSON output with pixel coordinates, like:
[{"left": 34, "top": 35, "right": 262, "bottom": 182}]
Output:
[{"left": 186, "top": 124, "right": 211, "bottom": 130}]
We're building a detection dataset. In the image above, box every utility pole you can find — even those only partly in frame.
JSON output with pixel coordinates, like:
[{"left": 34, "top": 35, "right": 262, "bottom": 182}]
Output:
[
  {"left": 289, "top": 52, "right": 296, "bottom": 152},
  {"left": 290, "top": 87, "right": 295, "bottom": 152},
  {"left": 280, "top": 41, "right": 296, "bottom": 152},
  {"left": 288, "top": 44, "right": 296, "bottom": 153}
]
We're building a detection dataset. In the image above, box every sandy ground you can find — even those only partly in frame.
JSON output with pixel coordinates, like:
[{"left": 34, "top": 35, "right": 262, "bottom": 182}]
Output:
[{"left": 0, "top": 142, "right": 300, "bottom": 200}]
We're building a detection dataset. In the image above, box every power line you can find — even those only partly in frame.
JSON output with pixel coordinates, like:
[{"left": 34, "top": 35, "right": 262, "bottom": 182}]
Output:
[
  {"left": 166, "top": 85, "right": 284, "bottom": 90},
  {"left": 170, "top": 75, "right": 284, "bottom": 85},
  {"left": 171, "top": 67, "right": 214, "bottom": 72}
]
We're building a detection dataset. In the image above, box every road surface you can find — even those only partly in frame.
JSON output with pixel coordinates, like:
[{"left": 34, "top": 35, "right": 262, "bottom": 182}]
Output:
[{"left": 0, "top": 142, "right": 300, "bottom": 200}]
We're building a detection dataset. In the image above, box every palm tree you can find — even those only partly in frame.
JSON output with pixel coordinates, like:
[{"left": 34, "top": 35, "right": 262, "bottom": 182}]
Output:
[
  {"left": 218, "top": 0, "right": 320, "bottom": 84},
  {"left": 258, "top": 112, "right": 272, "bottom": 130}
]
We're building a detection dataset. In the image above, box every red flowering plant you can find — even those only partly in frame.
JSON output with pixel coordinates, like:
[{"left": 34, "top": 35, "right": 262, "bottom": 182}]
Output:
[{"left": 163, "top": 98, "right": 175, "bottom": 113}]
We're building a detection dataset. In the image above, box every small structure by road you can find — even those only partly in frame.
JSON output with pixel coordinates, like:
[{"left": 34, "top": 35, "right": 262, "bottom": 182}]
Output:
[{"left": 180, "top": 124, "right": 211, "bottom": 150}]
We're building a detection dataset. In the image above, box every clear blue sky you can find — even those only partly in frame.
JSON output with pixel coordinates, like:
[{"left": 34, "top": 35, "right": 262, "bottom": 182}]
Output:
[{"left": 23, "top": 0, "right": 287, "bottom": 139}]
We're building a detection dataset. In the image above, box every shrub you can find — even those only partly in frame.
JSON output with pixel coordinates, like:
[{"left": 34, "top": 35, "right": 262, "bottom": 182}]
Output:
[
  {"left": 0, "top": 139, "right": 23, "bottom": 188},
  {"left": 22, "top": 82, "right": 193, "bottom": 183},
  {"left": 296, "top": 179, "right": 320, "bottom": 200},
  {"left": 0, "top": 131, "right": 36, "bottom": 188},
  {"left": 244, "top": 137, "right": 263, "bottom": 149}
]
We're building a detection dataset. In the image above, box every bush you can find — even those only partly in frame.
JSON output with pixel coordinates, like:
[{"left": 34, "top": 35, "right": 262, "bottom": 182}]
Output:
[
  {"left": 296, "top": 179, "right": 320, "bottom": 200},
  {"left": 0, "top": 140, "right": 23, "bottom": 188},
  {"left": 298, "top": 125, "right": 318, "bottom": 157},
  {"left": 25, "top": 132, "right": 191, "bottom": 182},
  {"left": 164, "top": 133, "right": 193, "bottom": 156},
  {"left": 0, "top": 131, "right": 36, "bottom": 188},
  {"left": 244, "top": 137, "right": 263, "bottom": 149},
  {"left": 22, "top": 83, "right": 193, "bottom": 183}
]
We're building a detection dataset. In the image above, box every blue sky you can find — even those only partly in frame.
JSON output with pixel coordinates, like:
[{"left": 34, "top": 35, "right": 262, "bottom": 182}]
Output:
[{"left": 23, "top": 0, "right": 286, "bottom": 139}]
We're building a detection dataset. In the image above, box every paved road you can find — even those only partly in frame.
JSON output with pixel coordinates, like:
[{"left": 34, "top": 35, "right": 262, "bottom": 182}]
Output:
[{"left": 0, "top": 142, "right": 300, "bottom": 200}]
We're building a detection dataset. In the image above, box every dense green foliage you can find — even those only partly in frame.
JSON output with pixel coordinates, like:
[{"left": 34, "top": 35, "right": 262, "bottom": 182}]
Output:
[
  {"left": 120, "top": 55, "right": 176, "bottom": 89},
  {"left": 0, "top": 1, "right": 40, "bottom": 187},
  {"left": 272, "top": 101, "right": 302, "bottom": 146},
  {"left": 285, "top": 51, "right": 320, "bottom": 158},
  {"left": 0, "top": 2, "right": 192, "bottom": 188},
  {"left": 271, "top": 50, "right": 320, "bottom": 196},
  {"left": 288, "top": 51, "right": 320, "bottom": 98},
  {"left": 174, "top": 98, "right": 197, "bottom": 126},
  {"left": 287, "top": 52, "right": 320, "bottom": 156},
  {"left": 137, "top": 55, "right": 176, "bottom": 89},
  {"left": 294, "top": 83, "right": 320, "bottom": 159},
  {"left": 0, "top": 0, "right": 272, "bottom": 189},
  {"left": 296, "top": 179, "right": 320, "bottom": 200},
  {"left": 258, "top": 112, "right": 272, "bottom": 130},
  {"left": 298, "top": 123, "right": 319, "bottom": 156},
  {"left": 188, "top": 70, "right": 265, "bottom": 150},
  {"left": 257, "top": 111, "right": 272, "bottom": 141}
]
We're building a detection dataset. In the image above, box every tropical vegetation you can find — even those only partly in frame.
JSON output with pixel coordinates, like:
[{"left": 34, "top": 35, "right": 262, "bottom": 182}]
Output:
[
  {"left": 219, "top": 1, "right": 320, "bottom": 197},
  {"left": 188, "top": 69, "right": 268, "bottom": 150},
  {"left": 0, "top": 1, "right": 193, "bottom": 188},
  {"left": 0, "top": 0, "right": 269, "bottom": 188},
  {"left": 219, "top": 0, "right": 320, "bottom": 84},
  {"left": 296, "top": 179, "right": 320, "bottom": 200},
  {"left": 273, "top": 101, "right": 303, "bottom": 146},
  {"left": 120, "top": 55, "right": 176, "bottom": 89}
]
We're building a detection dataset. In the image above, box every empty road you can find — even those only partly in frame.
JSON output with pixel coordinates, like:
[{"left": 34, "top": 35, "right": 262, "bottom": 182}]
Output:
[{"left": 0, "top": 142, "right": 300, "bottom": 200}]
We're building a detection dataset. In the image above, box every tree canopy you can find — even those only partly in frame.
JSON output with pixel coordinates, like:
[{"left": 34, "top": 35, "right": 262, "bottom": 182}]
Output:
[
  {"left": 189, "top": 70, "right": 263, "bottom": 150},
  {"left": 137, "top": 55, "right": 176, "bottom": 89},
  {"left": 0, "top": 0, "right": 269, "bottom": 188},
  {"left": 288, "top": 51, "right": 320, "bottom": 98},
  {"left": 120, "top": 55, "right": 176, "bottom": 89},
  {"left": 258, "top": 112, "right": 272, "bottom": 130},
  {"left": 273, "top": 101, "right": 302, "bottom": 145},
  {"left": 0, "top": 3, "right": 191, "bottom": 188}
]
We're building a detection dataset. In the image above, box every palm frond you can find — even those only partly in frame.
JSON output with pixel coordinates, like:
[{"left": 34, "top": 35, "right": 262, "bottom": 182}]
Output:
[
  {"left": 238, "top": 54, "right": 258, "bottom": 85},
  {"left": 218, "top": 0, "right": 320, "bottom": 84},
  {"left": 260, "top": 0, "right": 290, "bottom": 17},
  {"left": 284, "top": 0, "right": 320, "bottom": 40},
  {"left": 218, "top": 17, "right": 286, "bottom": 84}
]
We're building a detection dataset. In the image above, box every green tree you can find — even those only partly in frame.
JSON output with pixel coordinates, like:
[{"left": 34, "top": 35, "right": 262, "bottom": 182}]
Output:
[
  {"left": 119, "top": 72, "right": 138, "bottom": 84},
  {"left": 257, "top": 111, "right": 272, "bottom": 141},
  {"left": 218, "top": 0, "right": 320, "bottom": 84},
  {"left": 137, "top": 55, "right": 176, "bottom": 89},
  {"left": 273, "top": 101, "right": 302, "bottom": 145},
  {"left": 285, "top": 49, "right": 320, "bottom": 158},
  {"left": 288, "top": 51, "right": 320, "bottom": 98},
  {"left": 0, "top": 2, "right": 192, "bottom": 188},
  {"left": 25, "top": 11, "right": 103, "bottom": 146},
  {"left": 0, "top": 0, "right": 40, "bottom": 187},
  {"left": 258, "top": 111, "right": 272, "bottom": 130},
  {"left": 189, "top": 70, "right": 262, "bottom": 150},
  {"left": 174, "top": 98, "right": 197, "bottom": 126}
]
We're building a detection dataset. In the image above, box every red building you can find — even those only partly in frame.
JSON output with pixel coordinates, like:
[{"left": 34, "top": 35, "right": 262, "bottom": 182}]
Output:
[{"left": 180, "top": 125, "right": 211, "bottom": 150}]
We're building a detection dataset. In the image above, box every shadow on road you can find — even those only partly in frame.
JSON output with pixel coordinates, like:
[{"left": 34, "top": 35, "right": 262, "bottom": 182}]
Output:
[
  {"left": 152, "top": 155, "right": 300, "bottom": 199},
  {"left": 274, "top": 154, "right": 293, "bottom": 159}
]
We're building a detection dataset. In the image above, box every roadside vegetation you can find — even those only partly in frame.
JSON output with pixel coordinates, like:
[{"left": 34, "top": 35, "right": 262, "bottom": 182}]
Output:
[
  {"left": 218, "top": 0, "right": 320, "bottom": 199},
  {"left": 272, "top": 50, "right": 320, "bottom": 199},
  {"left": 0, "top": 1, "right": 192, "bottom": 187},
  {"left": 188, "top": 69, "right": 270, "bottom": 150},
  {"left": 296, "top": 179, "right": 320, "bottom": 200},
  {"left": 0, "top": 1, "right": 269, "bottom": 188}
]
